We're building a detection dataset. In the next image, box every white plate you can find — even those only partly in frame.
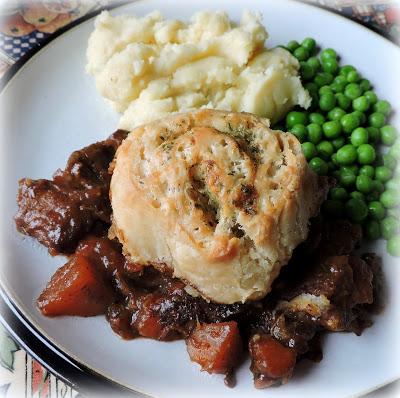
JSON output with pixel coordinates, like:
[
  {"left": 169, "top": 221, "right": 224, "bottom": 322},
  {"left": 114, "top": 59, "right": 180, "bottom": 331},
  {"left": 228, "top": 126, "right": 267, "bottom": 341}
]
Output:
[{"left": 1, "top": 0, "right": 400, "bottom": 397}]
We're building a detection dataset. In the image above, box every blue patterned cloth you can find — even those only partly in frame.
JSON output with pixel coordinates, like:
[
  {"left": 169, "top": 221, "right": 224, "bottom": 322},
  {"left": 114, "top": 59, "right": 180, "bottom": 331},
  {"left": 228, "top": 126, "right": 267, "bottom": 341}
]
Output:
[{"left": 0, "top": 31, "right": 48, "bottom": 60}]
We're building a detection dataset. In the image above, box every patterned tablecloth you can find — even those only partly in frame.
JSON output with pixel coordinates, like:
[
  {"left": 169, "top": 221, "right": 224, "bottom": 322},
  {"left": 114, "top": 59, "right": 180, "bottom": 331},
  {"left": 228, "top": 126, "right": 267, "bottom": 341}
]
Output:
[{"left": 0, "top": 1, "right": 399, "bottom": 397}]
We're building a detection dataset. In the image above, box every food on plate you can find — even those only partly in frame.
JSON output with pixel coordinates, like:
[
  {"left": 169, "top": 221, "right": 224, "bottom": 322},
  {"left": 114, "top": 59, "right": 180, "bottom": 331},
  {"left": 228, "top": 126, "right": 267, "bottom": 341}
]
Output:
[
  {"left": 37, "top": 245, "right": 116, "bottom": 317},
  {"left": 15, "top": 130, "right": 127, "bottom": 255},
  {"left": 86, "top": 11, "right": 310, "bottom": 129},
  {"left": 16, "top": 122, "right": 380, "bottom": 388},
  {"left": 110, "top": 109, "right": 327, "bottom": 303},
  {"left": 14, "top": 5, "right": 396, "bottom": 388},
  {"left": 186, "top": 322, "right": 243, "bottom": 375},
  {"left": 279, "top": 41, "right": 399, "bottom": 250}
]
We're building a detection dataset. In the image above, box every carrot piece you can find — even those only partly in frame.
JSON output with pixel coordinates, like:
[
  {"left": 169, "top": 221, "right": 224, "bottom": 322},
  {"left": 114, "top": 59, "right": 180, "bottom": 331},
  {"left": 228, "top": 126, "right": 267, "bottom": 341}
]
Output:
[
  {"left": 249, "top": 334, "right": 296, "bottom": 388},
  {"left": 37, "top": 254, "right": 114, "bottom": 317},
  {"left": 186, "top": 321, "right": 242, "bottom": 374}
]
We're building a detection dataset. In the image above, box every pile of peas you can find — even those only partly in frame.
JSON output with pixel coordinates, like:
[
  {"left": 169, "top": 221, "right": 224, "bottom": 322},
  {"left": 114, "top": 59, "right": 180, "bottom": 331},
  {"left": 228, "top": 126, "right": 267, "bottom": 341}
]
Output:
[{"left": 274, "top": 38, "right": 400, "bottom": 257}]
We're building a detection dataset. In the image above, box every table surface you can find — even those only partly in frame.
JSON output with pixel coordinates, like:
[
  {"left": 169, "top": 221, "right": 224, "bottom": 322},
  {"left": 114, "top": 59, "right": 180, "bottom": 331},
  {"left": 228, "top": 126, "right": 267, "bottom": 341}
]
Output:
[{"left": 0, "top": 0, "right": 399, "bottom": 397}]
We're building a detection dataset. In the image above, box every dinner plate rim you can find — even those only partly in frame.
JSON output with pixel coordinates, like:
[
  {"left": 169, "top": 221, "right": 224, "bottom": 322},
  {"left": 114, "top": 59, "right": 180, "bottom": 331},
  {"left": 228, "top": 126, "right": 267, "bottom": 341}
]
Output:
[{"left": 0, "top": 1, "right": 398, "bottom": 397}]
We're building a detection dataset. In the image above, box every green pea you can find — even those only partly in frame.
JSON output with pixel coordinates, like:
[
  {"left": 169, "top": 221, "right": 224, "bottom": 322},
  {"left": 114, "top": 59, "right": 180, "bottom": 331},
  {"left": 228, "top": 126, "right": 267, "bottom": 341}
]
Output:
[
  {"left": 346, "top": 70, "right": 360, "bottom": 83},
  {"left": 385, "top": 178, "right": 400, "bottom": 191},
  {"left": 373, "top": 100, "right": 391, "bottom": 116},
  {"left": 314, "top": 72, "right": 334, "bottom": 87},
  {"left": 342, "top": 165, "right": 359, "bottom": 175},
  {"left": 352, "top": 96, "right": 369, "bottom": 112},
  {"left": 356, "top": 175, "right": 373, "bottom": 193},
  {"left": 350, "top": 191, "right": 365, "bottom": 201},
  {"left": 322, "top": 199, "right": 344, "bottom": 218},
  {"left": 307, "top": 123, "right": 323, "bottom": 144},
  {"left": 309, "top": 157, "right": 329, "bottom": 175},
  {"left": 294, "top": 46, "right": 309, "bottom": 61},
  {"left": 381, "top": 189, "right": 400, "bottom": 208},
  {"left": 368, "top": 201, "right": 386, "bottom": 220},
  {"left": 341, "top": 113, "right": 360, "bottom": 134},
  {"left": 366, "top": 126, "right": 380, "bottom": 143},
  {"left": 319, "top": 85, "right": 333, "bottom": 96},
  {"left": 372, "top": 180, "right": 385, "bottom": 193},
  {"left": 380, "top": 125, "right": 398, "bottom": 146},
  {"left": 344, "top": 83, "right": 362, "bottom": 100},
  {"left": 387, "top": 235, "right": 400, "bottom": 256},
  {"left": 301, "top": 142, "right": 317, "bottom": 160},
  {"left": 319, "top": 92, "right": 336, "bottom": 111},
  {"left": 375, "top": 166, "right": 392, "bottom": 183},
  {"left": 286, "top": 111, "right": 308, "bottom": 128},
  {"left": 359, "top": 79, "right": 371, "bottom": 92},
  {"left": 345, "top": 198, "right": 368, "bottom": 223},
  {"left": 322, "top": 120, "right": 341, "bottom": 139},
  {"left": 317, "top": 141, "right": 334, "bottom": 159},
  {"left": 330, "top": 187, "right": 348, "bottom": 201},
  {"left": 340, "top": 65, "right": 356, "bottom": 76},
  {"left": 359, "top": 165, "right": 375, "bottom": 178},
  {"left": 305, "top": 82, "right": 318, "bottom": 94},
  {"left": 307, "top": 56, "right": 321, "bottom": 71},
  {"left": 301, "top": 38, "right": 317, "bottom": 53},
  {"left": 330, "top": 81, "right": 346, "bottom": 94},
  {"left": 388, "top": 208, "right": 400, "bottom": 218},
  {"left": 287, "top": 40, "right": 300, "bottom": 52},
  {"left": 340, "top": 171, "right": 356, "bottom": 188},
  {"left": 300, "top": 62, "right": 315, "bottom": 80},
  {"left": 309, "top": 113, "right": 325, "bottom": 125},
  {"left": 389, "top": 141, "right": 400, "bottom": 159},
  {"left": 334, "top": 75, "right": 347, "bottom": 85},
  {"left": 328, "top": 107, "right": 346, "bottom": 121},
  {"left": 364, "top": 90, "right": 378, "bottom": 105},
  {"left": 381, "top": 216, "right": 400, "bottom": 239},
  {"left": 350, "top": 127, "right": 369, "bottom": 147},
  {"left": 335, "top": 93, "right": 351, "bottom": 110},
  {"left": 321, "top": 48, "right": 337, "bottom": 61},
  {"left": 322, "top": 58, "right": 338, "bottom": 74},
  {"left": 357, "top": 144, "right": 376, "bottom": 165},
  {"left": 352, "top": 110, "right": 366, "bottom": 125},
  {"left": 383, "top": 154, "right": 397, "bottom": 170},
  {"left": 364, "top": 220, "right": 381, "bottom": 240},
  {"left": 332, "top": 137, "right": 345, "bottom": 150},
  {"left": 368, "top": 112, "right": 386, "bottom": 129},
  {"left": 290, "top": 124, "right": 308, "bottom": 142},
  {"left": 336, "top": 144, "right": 358, "bottom": 165}
]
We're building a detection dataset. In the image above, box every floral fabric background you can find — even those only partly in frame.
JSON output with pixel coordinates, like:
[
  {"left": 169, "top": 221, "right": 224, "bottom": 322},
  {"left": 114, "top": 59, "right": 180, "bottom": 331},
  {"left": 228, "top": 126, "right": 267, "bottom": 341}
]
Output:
[
  {"left": 0, "top": 326, "right": 78, "bottom": 397},
  {"left": 0, "top": 0, "right": 399, "bottom": 397}
]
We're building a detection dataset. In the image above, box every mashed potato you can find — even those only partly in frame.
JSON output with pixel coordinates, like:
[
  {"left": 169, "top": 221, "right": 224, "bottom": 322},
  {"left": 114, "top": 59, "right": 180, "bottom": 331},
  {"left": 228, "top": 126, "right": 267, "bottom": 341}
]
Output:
[{"left": 86, "top": 10, "right": 311, "bottom": 129}]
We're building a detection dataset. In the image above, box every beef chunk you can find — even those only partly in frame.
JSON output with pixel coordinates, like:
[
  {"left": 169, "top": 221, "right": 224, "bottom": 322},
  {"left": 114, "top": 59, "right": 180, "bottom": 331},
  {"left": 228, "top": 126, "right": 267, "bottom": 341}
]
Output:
[
  {"left": 15, "top": 130, "right": 128, "bottom": 254},
  {"left": 107, "top": 303, "right": 136, "bottom": 340},
  {"left": 15, "top": 179, "right": 95, "bottom": 254}
]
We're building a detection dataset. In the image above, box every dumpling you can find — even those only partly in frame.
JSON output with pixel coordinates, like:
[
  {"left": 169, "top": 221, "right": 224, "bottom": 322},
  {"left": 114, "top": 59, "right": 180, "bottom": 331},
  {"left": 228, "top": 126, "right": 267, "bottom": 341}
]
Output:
[{"left": 109, "top": 110, "right": 328, "bottom": 304}]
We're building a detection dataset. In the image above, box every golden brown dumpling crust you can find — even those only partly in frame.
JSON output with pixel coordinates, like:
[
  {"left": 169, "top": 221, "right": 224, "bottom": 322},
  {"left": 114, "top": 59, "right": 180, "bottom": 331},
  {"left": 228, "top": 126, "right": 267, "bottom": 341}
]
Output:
[{"left": 110, "top": 109, "right": 327, "bottom": 304}]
